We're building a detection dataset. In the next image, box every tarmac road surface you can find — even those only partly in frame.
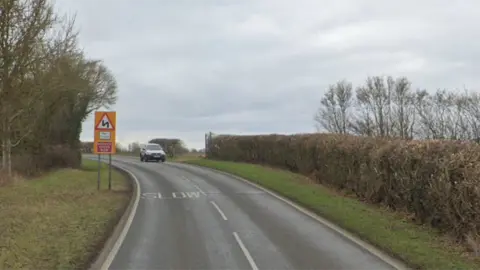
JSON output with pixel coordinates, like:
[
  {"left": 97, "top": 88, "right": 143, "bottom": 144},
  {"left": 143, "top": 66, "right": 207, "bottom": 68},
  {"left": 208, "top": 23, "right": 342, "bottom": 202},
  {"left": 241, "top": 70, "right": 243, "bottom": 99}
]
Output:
[{"left": 87, "top": 155, "right": 405, "bottom": 270}]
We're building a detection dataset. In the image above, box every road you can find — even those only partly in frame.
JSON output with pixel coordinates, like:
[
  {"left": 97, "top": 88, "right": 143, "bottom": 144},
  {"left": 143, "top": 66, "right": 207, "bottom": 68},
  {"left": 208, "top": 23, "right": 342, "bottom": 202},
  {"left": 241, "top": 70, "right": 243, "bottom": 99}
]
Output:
[{"left": 90, "top": 155, "right": 404, "bottom": 270}]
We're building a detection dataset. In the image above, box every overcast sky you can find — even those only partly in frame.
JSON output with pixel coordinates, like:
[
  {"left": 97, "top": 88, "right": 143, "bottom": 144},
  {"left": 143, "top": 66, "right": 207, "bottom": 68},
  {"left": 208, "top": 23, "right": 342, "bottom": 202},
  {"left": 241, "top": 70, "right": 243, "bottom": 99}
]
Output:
[{"left": 56, "top": 0, "right": 480, "bottom": 149}]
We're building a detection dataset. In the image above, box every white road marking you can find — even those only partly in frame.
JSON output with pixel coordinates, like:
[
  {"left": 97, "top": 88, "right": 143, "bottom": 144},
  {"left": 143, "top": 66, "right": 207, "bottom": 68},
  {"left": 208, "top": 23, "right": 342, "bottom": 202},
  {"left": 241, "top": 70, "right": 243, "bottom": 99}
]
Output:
[
  {"left": 141, "top": 192, "right": 162, "bottom": 199},
  {"left": 185, "top": 191, "right": 201, "bottom": 198},
  {"left": 192, "top": 183, "right": 207, "bottom": 196},
  {"left": 140, "top": 191, "right": 203, "bottom": 200},
  {"left": 101, "top": 166, "right": 140, "bottom": 270},
  {"left": 181, "top": 175, "right": 207, "bottom": 195},
  {"left": 210, "top": 201, "right": 228, "bottom": 221},
  {"left": 233, "top": 232, "right": 258, "bottom": 270},
  {"left": 198, "top": 165, "right": 408, "bottom": 270},
  {"left": 172, "top": 191, "right": 186, "bottom": 198}
]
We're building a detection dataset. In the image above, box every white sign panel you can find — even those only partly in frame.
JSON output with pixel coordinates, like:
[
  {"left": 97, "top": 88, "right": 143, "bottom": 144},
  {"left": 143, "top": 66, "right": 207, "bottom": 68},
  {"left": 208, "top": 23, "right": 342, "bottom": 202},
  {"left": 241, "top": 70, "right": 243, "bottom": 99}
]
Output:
[{"left": 99, "top": 131, "right": 111, "bottom": 140}]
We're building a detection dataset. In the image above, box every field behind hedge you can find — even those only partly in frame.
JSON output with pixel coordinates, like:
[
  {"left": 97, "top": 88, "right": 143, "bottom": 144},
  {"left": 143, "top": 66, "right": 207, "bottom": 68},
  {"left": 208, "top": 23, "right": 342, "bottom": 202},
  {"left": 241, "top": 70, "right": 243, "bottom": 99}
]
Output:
[{"left": 207, "top": 133, "right": 480, "bottom": 248}]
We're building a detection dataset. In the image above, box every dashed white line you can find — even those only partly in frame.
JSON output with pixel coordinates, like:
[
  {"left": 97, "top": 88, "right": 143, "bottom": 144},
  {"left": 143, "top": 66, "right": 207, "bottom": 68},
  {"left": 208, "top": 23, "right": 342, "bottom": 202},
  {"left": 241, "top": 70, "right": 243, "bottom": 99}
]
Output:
[
  {"left": 210, "top": 201, "right": 228, "bottom": 220},
  {"left": 181, "top": 175, "right": 207, "bottom": 196},
  {"left": 233, "top": 232, "right": 259, "bottom": 270},
  {"left": 201, "top": 165, "right": 408, "bottom": 270},
  {"left": 192, "top": 183, "right": 207, "bottom": 196}
]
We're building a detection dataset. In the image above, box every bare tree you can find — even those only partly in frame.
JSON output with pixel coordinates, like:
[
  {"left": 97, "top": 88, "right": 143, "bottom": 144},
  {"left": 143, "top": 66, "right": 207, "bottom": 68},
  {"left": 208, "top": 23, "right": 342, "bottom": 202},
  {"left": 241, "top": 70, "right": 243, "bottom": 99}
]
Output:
[
  {"left": 447, "top": 89, "right": 480, "bottom": 141},
  {"left": 313, "top": 74, "right": 480, "bottom": 144},
  {"left": 352, "top": 76, "right": 392, "bottom": 137},
  {"left": 314, "top": 80, "right": 353, "bottom": 134},
  {"left": 389, "top": 77, "right": 416, "bottom": 139},
  {"left": 448, "top": 91, "right": 470, "bottom": 140},
  {"left": 415, "top": 89, "right": 458, "bottom": 139}
]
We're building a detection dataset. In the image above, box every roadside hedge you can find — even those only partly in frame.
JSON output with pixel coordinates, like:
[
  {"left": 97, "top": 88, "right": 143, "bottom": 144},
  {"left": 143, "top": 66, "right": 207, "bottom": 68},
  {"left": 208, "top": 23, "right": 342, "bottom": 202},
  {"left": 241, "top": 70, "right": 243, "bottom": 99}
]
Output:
[
  {"left": 10, "top": 144, "right": 81, "bottom": 176},
  {"left": 207, "top": 133, "right": 480, "bottom": 244}
]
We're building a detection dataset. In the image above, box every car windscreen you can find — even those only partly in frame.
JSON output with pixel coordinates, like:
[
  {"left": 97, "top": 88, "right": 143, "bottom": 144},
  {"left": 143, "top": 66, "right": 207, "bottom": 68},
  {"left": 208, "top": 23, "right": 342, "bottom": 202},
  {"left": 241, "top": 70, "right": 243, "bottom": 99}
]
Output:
[{"left": 146, "top": 144, "right": 162, "bottom": 150}]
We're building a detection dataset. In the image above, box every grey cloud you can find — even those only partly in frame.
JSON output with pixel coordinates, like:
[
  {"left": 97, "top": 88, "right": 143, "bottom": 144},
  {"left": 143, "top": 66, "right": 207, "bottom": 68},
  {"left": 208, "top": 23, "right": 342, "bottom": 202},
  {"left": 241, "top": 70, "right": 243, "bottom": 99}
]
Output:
[{"left": 55, "top": 0, "right": 480, "bottom": 149}]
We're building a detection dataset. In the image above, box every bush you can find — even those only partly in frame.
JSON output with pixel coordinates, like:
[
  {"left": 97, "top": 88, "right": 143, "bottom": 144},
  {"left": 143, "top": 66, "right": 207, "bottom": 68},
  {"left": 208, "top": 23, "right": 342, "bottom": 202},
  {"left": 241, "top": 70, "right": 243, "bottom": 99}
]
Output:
[
  {"left": 207, "top": 133, "right": 480, "bottom": 243},
  {"left": 10, "top": 144, "right": 81, "bottom": 177}
]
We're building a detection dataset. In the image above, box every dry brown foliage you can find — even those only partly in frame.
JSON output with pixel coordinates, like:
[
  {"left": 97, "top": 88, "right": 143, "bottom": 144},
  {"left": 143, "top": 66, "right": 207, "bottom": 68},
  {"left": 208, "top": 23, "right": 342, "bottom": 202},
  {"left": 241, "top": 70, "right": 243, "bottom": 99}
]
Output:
[
  {"left": 10, "top": 145, "right": 81, "bottom": 177},
  {"left": 0, "top": 0, "right": 117, "bottom": 179},
  {"left": 207, "top": 133, "right": 480, "bottom": 244}
]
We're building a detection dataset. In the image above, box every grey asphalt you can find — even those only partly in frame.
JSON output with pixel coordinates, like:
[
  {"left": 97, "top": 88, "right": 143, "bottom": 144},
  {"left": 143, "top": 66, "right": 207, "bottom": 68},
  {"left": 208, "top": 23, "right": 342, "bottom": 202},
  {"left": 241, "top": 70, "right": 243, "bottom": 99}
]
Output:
[{"left": 93, "top": 155, "right": 400, "bottom": 270}]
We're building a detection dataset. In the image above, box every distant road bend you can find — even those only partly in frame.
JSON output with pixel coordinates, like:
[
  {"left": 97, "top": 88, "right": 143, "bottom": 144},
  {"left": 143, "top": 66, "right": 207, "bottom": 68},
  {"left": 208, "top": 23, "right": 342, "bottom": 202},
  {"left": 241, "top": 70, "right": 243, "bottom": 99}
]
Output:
[{"left": 88, "top": 155, "right": 406, "bottom": 270}]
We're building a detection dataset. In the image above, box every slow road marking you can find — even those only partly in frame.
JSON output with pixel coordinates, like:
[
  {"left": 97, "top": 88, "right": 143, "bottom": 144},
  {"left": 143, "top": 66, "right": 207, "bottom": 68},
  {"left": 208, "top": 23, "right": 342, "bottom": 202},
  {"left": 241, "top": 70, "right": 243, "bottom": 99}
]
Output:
[
  {"left": 181, "top": 175, "right": 207, "bottom": 195},
  {"left": 141, "top": 191, "right": 201, "bottom": 199}
]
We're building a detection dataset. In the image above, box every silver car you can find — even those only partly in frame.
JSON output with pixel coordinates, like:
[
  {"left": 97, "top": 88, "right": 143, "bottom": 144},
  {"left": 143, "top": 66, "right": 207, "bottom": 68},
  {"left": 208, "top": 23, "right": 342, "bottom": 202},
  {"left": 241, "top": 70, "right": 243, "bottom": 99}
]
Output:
[{"left": 140, "top": 143, "right": 166, "bottom": 162}]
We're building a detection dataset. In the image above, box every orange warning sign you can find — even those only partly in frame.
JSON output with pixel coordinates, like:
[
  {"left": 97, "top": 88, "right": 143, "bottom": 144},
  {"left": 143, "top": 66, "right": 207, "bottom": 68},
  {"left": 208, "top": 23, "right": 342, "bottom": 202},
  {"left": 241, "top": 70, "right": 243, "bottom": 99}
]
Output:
[{"left": 93, "top": 111, "right": 116, "bottom": 154}]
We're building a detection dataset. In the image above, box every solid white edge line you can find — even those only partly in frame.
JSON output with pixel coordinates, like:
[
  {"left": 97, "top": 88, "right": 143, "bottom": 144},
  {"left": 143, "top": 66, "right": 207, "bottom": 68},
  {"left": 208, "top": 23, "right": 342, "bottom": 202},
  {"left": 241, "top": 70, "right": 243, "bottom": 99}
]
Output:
[
  {"left": 182, "top": 163, "right": 409, "bottom": 270},
  {"left": 100, "top": 166, "right": 141, "bottom": 270},
  {"left": 233, "top": 232, "right": 259, "bottom": 270},
  {"left": 234, "top": 172, "right": 408, "bottom": 270},
  {"left": 210, "top": 201, "right": 228, "bottom": 220}
]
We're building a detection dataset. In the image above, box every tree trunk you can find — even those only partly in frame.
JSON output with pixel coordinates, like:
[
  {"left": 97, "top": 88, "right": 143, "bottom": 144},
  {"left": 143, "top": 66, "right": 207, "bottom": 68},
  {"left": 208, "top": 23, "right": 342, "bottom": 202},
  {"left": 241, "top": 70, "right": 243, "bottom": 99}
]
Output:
[
  {"left": 1, "top": 139, "right": 6, "bottom": 171},
  {"left": 0, "top": 124, "right": 12, "bottom": 177},
  {"left": 6, "top": 132, "right": 12, "bottom": 177},
  {"left": 1, "top": 114, "right": 6, "bottom": 170}
]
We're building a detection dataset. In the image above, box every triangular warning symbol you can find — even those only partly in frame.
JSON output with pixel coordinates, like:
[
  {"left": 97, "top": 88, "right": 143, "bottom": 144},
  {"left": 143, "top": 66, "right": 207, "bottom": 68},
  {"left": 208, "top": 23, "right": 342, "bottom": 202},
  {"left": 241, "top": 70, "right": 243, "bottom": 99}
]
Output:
[{"left": 96, "top": 113, "right": 115, "bottom": 130}]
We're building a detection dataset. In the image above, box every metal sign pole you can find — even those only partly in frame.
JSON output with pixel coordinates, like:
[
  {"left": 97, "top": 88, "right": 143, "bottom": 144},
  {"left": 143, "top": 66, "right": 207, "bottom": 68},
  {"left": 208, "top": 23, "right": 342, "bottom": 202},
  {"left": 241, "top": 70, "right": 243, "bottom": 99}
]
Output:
[
  {"left": 94, "top": 111, "right": 116, "bottom": 191},
  {"left": 108, "top": 154, "right": 112, "bottom": 190},
  {"left": 97, "top": 154, "right": 101, "bottom": 190}
]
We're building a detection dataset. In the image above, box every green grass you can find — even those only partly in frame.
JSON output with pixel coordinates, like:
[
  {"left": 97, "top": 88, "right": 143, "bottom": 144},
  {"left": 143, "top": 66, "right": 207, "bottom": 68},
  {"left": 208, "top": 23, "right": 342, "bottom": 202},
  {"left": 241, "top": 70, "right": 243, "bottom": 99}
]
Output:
[
  {"left": 182, "top": 158, "right": 480, "bottom": 270},
  {"left": 0, "top": 159, "right": 131, "bottom": 269},
  {"left": 170, "top": 152, "right": 204, "bottom": 162},
  {"left": 115, "top": 151, "right": 137, "bottom": 156}
]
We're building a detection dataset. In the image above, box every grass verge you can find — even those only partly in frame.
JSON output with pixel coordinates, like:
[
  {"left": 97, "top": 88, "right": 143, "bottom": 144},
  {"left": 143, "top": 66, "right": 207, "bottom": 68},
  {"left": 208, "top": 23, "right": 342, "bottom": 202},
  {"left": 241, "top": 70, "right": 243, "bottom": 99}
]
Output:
[
  {"left": 182, "top": 158, "right": 480, "bottom": 270},
  {"left": 115, "top": 151, "right": 136, "bottom": 156},
  {"left": 170, "top": 153, "right": 204, "bottom": 162},
  {"left": 0, "top": 159, "right": 131, "bottom": 269}
]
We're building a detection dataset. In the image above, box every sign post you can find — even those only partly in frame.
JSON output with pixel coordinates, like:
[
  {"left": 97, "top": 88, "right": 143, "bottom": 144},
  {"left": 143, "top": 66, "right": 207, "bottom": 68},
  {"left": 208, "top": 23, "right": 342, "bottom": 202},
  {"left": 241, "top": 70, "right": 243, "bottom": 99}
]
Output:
[
  {"left": 108, "top": 154, "right": 112, "bottom": 190},
  {"left": 93, "top": 111, "right": 117, "bottom": 190},
  {"left": 97, "top": 154, "right": 101, "bottom": 190}
]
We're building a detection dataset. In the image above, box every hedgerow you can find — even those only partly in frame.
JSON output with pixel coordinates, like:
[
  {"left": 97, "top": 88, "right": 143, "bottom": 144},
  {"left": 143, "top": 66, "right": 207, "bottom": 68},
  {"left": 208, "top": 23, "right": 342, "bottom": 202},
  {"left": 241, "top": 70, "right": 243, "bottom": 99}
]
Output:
[{"left": 207, "top": 133, "right": 480, "bottom": 245}]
